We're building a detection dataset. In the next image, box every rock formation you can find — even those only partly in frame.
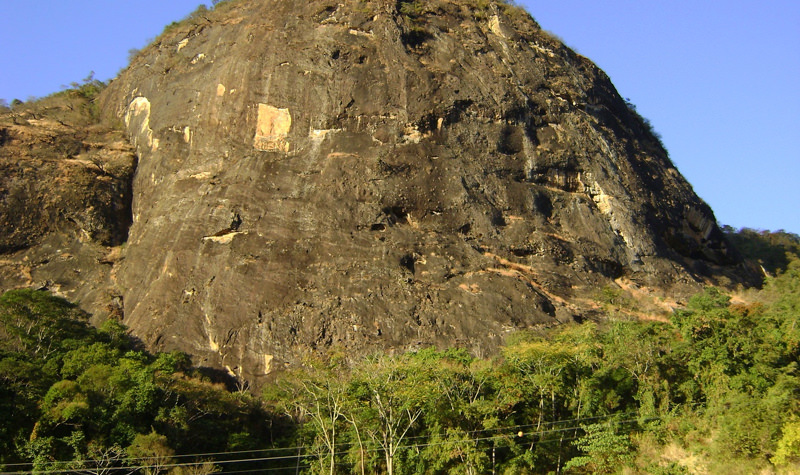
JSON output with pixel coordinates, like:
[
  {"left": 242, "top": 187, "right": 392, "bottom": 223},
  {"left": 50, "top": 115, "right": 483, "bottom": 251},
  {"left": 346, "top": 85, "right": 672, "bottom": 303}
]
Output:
[
  {"left": 0, "top": 90, "right": 135, "bottom": 322},
  {"left": 1, "top": 0, "right": 755, "bottom": 383}
]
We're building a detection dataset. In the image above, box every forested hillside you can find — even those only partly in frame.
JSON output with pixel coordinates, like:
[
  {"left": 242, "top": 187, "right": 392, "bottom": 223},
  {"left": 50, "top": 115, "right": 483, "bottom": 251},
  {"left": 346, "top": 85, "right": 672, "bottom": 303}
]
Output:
[
  {"left": 1, "top": 231, "right": 798, "bottom": 474},
  {"left": 1, "top": 0, "right": 797, "bottom": 472}
]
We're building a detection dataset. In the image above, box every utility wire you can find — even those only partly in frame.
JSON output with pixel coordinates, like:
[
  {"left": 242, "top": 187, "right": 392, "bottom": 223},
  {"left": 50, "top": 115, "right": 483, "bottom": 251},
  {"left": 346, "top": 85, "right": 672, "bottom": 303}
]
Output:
[
  {"left": 2, "top": 410, "right": 640, "bottom": 470},
  {"left": 0, "top": 445, "right": 306, "bottom": 469},
  {"left": 0, "top": 411, "right": 656, "bottom": 475}
]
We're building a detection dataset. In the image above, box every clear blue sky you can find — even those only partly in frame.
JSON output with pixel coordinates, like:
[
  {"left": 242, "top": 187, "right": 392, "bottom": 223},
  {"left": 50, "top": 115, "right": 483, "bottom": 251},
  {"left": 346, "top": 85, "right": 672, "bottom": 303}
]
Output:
[{"left": 1, "top": 1, "right": 797, "bottom": 234}]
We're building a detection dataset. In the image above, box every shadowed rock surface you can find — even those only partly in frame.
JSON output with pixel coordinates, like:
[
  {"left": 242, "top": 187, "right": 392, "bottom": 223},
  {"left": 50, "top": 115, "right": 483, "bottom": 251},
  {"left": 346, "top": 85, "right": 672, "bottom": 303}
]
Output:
[
  {"left": 1, "top": 0, "right": 756, "bottom": 383},
  {"left": 0, "top": 89, "right": 135, "bottom": 323}
]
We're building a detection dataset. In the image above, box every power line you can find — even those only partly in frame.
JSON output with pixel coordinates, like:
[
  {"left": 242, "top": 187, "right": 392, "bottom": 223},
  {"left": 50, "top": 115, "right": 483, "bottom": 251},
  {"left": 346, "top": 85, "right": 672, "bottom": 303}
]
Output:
[
  {"left": 0, "top": 446, "right": 306, "bottom": 469},
  {"left": 0, "top": 411, "right": 657, "bottom": 475},
  {"left": 0, "top": 453, "right": 310, "bottom": 475},
  {"left": 2, "top": 410, "right": 639, "bottom": 470}
]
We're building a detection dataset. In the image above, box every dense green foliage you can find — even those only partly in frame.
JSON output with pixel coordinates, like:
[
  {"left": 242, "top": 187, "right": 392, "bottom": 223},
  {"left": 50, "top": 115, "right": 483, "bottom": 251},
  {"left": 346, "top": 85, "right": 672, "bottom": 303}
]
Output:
[
  {"left": 0, "top": 289, "right": 286, "bottom": 473},
  {"left": 722, "top": 226, "right": 800, "bottom": 276},
  {"left": 268, "top": 263, "right": 799, "bottom": 474},
  {"left": 1, "top": 257, "right": 798, "bottom": 473}
]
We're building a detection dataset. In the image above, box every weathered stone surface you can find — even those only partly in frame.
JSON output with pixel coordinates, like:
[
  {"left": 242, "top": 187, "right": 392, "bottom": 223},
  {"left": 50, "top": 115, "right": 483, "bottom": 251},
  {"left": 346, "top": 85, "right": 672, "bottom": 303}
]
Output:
[
  {"left": 0, "top": 119, "right": 134, "bottom": 252},
  {"left": 0, "top": 95, "right": 136, "bottom": 322},
  {"left": 3, "top": 0, "right": 746, "bottom": 383},
  {"left": 254, "top": 104, "right": 292, "bottom": 152}
]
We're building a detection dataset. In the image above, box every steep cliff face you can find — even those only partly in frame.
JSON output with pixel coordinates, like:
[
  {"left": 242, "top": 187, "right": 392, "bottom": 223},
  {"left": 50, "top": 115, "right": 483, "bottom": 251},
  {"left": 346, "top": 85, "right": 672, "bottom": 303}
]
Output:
[{"left": 88, "top": 0, "right": 747, "bottom": 380}]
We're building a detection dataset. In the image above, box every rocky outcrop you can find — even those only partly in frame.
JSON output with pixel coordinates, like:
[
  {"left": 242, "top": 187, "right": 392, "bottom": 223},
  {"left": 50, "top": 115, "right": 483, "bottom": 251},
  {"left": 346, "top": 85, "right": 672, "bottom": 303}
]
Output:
[
  {"left": 91, "top": 0, "right": 755, "bottom": 382},
  {"left": 0, "top": 92, "right": 136, "bottom": 321},
  {"left": 1, "top": 0, "right": 756, "bottom": 384}
]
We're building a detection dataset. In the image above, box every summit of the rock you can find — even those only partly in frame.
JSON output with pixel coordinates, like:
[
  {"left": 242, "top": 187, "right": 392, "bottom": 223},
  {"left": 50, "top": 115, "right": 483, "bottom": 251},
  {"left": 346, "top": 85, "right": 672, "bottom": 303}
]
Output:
[{"left": 1, "top": 0, "right": 757, "bottom": 382}]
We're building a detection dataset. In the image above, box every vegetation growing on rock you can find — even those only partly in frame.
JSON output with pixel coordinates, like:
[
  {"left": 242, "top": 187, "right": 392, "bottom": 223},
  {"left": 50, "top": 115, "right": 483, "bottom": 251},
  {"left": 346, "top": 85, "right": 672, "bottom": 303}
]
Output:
[
  {"left": 1, "top": 2, "right": 796, "bottom": 471},
  {"left": 0, "top": 77, "right": 136, "bottom": 327},
  {"left": 723, "top": 226, "right": 800, "bottom": 277},
  {"left": 2, "top": 250, "right": 798, "bottom": 473},
  {"left": 0, "top": 289, "right": 287, "bottom": 473}
]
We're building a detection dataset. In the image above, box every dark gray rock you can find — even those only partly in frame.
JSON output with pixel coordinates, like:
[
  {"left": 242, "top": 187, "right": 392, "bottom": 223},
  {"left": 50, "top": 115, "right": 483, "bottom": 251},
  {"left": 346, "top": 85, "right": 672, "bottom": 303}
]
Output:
[
  {"left": 0, "top": 94, "right": 135, "bottom": 323},
  {"left": 4, "top": 0, "right": 756, "bottom": 384}
]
